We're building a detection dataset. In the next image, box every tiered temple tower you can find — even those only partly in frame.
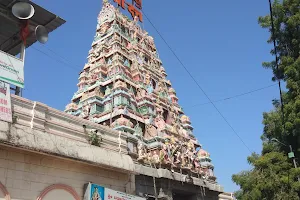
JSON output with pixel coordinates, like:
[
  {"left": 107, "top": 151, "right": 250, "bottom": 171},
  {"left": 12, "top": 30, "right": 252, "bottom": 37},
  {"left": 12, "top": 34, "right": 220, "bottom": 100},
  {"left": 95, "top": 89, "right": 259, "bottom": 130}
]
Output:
[{"left": 65, "top": 0, "right": 216, "bottom": 182}]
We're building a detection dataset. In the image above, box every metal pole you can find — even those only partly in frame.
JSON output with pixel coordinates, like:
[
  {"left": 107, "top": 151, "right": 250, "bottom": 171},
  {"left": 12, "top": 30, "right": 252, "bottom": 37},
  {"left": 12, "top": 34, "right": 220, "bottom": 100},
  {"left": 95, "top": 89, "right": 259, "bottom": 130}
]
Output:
[
  {"left": 289, "top": 145, "right": 298, "bottom": 169},
  {"left": 289, "top": 145, "right": 300, "bottom": 182},
  {"left": 20, "top": 43, "right": 26, "bottom": 61},
  {"left": 15, "top": 43, "right": 25, "bottom": 96},
  {"left": 15, "top": 86, "right": 20, "bottom": 96}
]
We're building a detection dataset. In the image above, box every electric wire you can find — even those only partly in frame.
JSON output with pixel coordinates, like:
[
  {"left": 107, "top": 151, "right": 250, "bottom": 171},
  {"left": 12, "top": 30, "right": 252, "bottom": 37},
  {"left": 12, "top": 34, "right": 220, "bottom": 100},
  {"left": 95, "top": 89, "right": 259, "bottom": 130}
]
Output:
[
  {"left": 141, "top": 10, "right": 253, "bottom": 153},
  {"left": 41, "top": 46, "right": 83, "bottom": 70},
  {"left": 186, "top": 83, "right": 277, "bottom": 108},
  {"left": 31, "top": 46, "right": 81, "bottom": 72}
]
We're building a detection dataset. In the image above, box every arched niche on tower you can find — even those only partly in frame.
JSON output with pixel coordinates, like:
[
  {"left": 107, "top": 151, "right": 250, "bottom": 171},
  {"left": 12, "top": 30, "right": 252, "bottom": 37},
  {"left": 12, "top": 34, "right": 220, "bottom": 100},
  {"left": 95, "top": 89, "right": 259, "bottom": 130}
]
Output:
[
  {"left": 151, "top": 79, "right": 156, "bottom": 90},
  {"left": 36, "top": 184, "right": 80, "bottom": 200},
  {"left": 162, "top": 109, "right": 168, "bottom": 123},
  {"left": 0, "top": 181, "right": 11, "bottom": 200}
]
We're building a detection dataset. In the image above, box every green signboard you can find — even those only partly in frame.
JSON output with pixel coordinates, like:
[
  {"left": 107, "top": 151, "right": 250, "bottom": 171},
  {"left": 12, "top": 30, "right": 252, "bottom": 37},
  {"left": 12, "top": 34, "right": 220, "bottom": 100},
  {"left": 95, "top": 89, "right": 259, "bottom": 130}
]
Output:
[
  {"left": 0, "top": 50, "right": 24, "bottom": 88},
  {"left": 288, "top": 152, "right": 295, "bottom": 158}
]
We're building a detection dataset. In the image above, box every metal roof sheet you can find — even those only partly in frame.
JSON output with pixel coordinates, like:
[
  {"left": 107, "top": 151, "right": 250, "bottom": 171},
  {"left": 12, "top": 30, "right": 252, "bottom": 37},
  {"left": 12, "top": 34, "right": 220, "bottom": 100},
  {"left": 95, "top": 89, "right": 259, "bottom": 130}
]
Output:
[{"left": 0, "top": 0, "right": 66, "bottom": 55}]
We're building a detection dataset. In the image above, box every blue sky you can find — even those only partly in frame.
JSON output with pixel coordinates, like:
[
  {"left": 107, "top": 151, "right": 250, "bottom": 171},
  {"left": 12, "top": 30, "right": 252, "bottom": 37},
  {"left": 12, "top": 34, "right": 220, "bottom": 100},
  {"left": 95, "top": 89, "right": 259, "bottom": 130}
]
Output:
[{"left": 25, "top": 0, "right": 279, "bottom": 193}]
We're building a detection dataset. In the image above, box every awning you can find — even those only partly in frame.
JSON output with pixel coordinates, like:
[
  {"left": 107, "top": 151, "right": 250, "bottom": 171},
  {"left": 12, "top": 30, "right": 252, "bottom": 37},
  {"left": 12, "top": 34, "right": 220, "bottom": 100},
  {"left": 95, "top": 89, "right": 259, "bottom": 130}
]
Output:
[{"left": 0, "top": 0, "right": 65, "bottom": 55}]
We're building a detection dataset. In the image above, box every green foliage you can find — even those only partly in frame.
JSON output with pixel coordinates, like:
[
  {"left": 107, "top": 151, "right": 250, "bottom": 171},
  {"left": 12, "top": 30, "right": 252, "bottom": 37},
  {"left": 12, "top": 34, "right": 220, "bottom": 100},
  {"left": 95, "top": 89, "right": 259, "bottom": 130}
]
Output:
[
  {"left": 233, "top": 152, "right": 300, "bottom": 200},
  {"left": 88, "top": 131, "right": 102, "bottom": 147},
  {"left": 259, "top": 0, "right": 300, "bottom": 159},
  {"left": 233, "top": 0, "right": 300, "bottom": 199}
]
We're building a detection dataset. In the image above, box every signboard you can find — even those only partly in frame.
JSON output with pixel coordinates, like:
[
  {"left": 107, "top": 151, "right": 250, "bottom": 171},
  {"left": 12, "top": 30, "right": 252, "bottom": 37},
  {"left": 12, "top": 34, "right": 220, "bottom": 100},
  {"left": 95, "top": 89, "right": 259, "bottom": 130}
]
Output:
[
  {"left": 84, "top": 183, "right": 145, "bottom": 200},
  {"left": 0, "top": 50, "right": 24, "bottom": 88},
  {"left": 0, "top": 81, "right": 12, "bottom": 123},
  {"left": 288, "top": 152, "right": 295, "bottom": 158},
  {"left": 114, "top": 0, "right": 143, "bottom": 22}
]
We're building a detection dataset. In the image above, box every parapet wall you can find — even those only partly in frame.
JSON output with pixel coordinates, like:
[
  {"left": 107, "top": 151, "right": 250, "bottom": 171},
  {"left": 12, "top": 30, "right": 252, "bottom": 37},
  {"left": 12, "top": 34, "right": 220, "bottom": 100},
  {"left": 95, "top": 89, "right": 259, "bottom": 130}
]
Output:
[{"left": 0, "top": 95, "right": 134, "bottom": 173}]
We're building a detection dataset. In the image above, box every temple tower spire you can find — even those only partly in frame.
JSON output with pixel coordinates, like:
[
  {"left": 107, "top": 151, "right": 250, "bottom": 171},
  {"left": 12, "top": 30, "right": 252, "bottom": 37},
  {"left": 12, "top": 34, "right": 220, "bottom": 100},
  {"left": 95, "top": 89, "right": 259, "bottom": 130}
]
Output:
[{"left": 65, "top": 1, "right": 216, "bottom": 182}]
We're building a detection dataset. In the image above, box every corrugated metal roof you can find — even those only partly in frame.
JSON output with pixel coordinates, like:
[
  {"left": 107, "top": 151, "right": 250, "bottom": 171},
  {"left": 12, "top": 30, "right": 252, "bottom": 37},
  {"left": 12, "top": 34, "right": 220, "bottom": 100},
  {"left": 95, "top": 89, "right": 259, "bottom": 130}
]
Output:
[{"left": 0, "top": 0, "right": 66, "bottom": 55}]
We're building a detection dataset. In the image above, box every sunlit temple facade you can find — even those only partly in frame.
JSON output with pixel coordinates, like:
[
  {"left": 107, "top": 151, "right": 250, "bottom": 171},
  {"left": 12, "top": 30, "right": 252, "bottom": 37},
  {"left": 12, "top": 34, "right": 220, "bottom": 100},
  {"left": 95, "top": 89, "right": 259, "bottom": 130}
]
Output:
[{"left": 65, "top": 0, "right": 216, "bottom": 182}]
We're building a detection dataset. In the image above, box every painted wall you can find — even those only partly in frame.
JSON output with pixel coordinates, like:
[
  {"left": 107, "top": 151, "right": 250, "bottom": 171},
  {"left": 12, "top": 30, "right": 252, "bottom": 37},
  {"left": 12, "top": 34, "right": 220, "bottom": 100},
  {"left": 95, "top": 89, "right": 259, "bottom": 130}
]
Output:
[{"left": 0, "top": 147, "right": 134, "bottom": 200}]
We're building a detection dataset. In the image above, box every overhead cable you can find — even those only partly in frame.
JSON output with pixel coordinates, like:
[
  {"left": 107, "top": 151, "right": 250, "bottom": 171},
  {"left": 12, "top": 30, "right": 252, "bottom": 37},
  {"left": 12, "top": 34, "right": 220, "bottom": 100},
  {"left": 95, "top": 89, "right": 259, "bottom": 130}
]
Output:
[
  {"left": 186, "top": 83, "right": 277, "bottom": 109},
  {"left": 142, "top": 10, "right": 253, "bottom": 153}
]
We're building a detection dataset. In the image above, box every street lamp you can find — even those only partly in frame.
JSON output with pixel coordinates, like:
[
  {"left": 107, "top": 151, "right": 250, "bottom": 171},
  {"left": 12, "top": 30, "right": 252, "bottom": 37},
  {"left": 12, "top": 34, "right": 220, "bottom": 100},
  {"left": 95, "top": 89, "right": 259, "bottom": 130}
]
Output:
[{"left": 271, "top": 138, "right": 298, "bottom": 169}]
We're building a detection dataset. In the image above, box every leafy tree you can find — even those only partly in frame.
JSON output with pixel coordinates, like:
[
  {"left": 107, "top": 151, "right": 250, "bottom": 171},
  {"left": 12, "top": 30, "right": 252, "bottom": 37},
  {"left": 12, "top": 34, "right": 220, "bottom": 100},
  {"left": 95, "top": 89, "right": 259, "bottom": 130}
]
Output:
[
  {"left": 232, "top": 0, "right": 300, "bottom": 199},
  {"left": 232, "top": 152, "right": 300, "bottom": 199},
  {"left": 259, "top": 0, "right": 300, "bottom": 159}
]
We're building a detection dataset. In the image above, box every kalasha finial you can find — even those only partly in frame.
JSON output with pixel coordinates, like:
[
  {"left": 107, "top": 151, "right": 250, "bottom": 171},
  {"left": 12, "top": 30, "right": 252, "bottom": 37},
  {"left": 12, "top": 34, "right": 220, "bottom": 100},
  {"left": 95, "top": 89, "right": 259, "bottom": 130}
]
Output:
[
  {"left": 103, "top": 0, "right": 108, "bottom": 4},
  {"left": 134, "top": 16, "right": 139, "bottom": 23}
]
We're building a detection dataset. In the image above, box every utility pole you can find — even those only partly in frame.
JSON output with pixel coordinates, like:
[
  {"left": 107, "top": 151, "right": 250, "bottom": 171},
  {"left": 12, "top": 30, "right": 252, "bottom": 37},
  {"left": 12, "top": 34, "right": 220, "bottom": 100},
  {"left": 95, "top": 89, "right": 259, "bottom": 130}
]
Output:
[
  {"left": 288, "top": 145, "right": 299, "bottom": 183},
  {"left": 271, "top": 138, "right": 299, "bottom": 181},
  {"left": 289, "top": 145, "right": 298, "bottom": 169}
]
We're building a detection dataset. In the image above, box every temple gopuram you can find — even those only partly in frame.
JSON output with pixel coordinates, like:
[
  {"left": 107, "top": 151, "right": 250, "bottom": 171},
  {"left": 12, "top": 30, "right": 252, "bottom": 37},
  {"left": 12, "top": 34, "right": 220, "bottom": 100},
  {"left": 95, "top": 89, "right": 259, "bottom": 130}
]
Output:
[
  {"left": 66, "top": 0, "right": 215, "bottom": 182},
  {"left": 64, "top": 0, "right": 222, "bottom": 199}
]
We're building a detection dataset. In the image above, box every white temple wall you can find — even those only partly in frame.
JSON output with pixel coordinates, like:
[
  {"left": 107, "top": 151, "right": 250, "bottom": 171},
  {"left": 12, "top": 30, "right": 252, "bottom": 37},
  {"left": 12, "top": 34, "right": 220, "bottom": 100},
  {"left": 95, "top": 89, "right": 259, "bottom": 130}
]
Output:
[
  {"left": 0, "top": 95, "right": 136, "bottom": 200},
  {"left": 0, "top": 146, "right": 134, "bottom": 200}
]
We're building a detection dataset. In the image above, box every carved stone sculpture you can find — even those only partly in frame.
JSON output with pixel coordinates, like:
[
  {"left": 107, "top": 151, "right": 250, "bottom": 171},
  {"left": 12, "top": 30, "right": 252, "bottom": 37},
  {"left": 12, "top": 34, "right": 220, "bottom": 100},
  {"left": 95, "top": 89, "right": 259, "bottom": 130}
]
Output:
[
  {"left": 114, "top": 80, "right": 127, "bottom": 89},
  {"left": 105, "top": 87, "right": 111, "bottom": 96},
  {"left": 111, "top": 115, "right": 134, "bottom": 128},
  {"left": 154, "top": 114, "right": 166, "bottom": 132},
  {"left": 144, "top": 124, "right": 157, "bottom": 140},
  {"left": 134, "top": 123, "right": 143, "bottom": 137},
  {"left": 80, "top": 102, "right": 91, "bottom": 118},
  {"left": 137, "top": 142, "right": 147, "bottom": 161},
  {"left": 152, "top": 151, "right": 160, "bottom": 164},
  {"left": 136, "top": 88, "right": 147, "bottom": 99}
]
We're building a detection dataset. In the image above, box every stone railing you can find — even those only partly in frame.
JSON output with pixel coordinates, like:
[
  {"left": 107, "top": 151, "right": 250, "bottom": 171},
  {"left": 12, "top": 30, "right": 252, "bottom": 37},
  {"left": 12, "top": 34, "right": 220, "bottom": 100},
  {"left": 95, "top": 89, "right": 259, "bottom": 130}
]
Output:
[{"left": 0, "top": 95, "right": 135, "bottom": 173}]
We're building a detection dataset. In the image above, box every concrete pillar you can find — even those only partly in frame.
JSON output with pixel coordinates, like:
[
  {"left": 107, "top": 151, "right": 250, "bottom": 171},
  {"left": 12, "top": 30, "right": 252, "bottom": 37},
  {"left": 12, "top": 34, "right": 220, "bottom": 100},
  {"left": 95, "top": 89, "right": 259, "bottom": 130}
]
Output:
[
  {"left": 126, "top": 173, "right": 136, "bottom": 194},
  {"left": 159, "top": 188, "right": 172, "bottom": 200}
]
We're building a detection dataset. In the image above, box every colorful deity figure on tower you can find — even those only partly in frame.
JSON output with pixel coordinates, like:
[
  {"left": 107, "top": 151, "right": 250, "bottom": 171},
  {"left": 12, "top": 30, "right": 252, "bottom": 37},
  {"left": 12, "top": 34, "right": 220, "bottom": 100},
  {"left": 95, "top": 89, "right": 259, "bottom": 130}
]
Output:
[{"left": 65, "top": 0, "right": 216, "bottom": 182}]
